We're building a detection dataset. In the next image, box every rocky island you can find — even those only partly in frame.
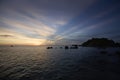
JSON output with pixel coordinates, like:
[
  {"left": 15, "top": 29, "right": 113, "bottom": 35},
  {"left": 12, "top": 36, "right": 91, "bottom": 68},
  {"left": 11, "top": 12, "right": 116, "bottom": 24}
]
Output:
[{"left": 81, "top": 38, "right": 120, "bottom": 48}]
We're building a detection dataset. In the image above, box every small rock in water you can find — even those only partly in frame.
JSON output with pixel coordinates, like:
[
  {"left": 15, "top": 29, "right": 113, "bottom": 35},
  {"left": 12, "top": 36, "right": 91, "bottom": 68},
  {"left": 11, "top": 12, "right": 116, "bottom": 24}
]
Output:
[
  {"left": 47, "top": 47, "right": 53, "bottom": 49},
  {"left": 65, "top": 46, "right": 69, "bottom": 49}
]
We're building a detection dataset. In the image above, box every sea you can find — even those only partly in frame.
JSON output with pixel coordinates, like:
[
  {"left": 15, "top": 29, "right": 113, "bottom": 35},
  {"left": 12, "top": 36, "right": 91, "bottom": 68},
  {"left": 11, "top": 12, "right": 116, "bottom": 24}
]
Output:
[{"left": 0, "top": 46, "right": 120, "bottom": 80}]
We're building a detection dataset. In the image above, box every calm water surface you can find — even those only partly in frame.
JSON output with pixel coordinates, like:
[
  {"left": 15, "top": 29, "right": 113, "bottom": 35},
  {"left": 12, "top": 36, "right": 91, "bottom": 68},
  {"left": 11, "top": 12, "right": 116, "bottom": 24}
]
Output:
[{"left": 0, "top": 46, "right": 120, "bottom": 80}]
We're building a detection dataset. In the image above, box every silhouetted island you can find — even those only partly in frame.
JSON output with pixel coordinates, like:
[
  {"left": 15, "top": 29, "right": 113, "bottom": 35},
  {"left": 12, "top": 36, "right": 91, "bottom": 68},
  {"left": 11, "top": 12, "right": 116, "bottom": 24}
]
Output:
[{"left": 81, "top": 38, "right": 120, "bottom": 48}]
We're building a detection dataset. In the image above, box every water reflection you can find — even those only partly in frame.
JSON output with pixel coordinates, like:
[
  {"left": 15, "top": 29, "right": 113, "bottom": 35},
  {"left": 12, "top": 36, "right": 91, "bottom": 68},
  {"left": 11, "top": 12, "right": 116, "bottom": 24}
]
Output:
[{"left": 0, "top": 46, "right": 120, "bottom": 80}]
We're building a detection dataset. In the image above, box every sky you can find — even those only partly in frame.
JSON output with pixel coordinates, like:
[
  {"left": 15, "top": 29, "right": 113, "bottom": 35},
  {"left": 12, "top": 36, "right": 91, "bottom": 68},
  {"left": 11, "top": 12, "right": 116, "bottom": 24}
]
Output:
[{"left": 0, "top": 0, "right": 120, "bottom": 45}]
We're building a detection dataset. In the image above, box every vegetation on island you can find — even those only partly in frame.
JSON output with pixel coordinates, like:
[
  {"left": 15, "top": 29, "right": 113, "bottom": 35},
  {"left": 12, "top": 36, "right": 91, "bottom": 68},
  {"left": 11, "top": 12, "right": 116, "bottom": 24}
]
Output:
[{"left": 81, "top": 38, "right": 120, "bottom": 48}]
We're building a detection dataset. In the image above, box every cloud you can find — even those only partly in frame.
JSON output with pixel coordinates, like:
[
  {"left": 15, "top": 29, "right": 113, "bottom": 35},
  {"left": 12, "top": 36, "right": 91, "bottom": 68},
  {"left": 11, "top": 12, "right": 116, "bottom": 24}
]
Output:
[
  {"left": 0, "top": 0, "right": 96, "bottom": 27},
  {"left": 0, "top": 28, "right": 47, "bottom": 45},
  {"left": 1, "top": 14, "right": 56, "bottom": 38},
  {"left": 1, "top": 0, "right": 120, "bottom": 45},
  {"left": 53, "top": 5, "right": 120, "bottom": 40},
  {"left": 0, "top": 0, "right": 96, "bottom": 39},
  {"left": 0, "top": 34, "right": 14, "bottom": 37}
]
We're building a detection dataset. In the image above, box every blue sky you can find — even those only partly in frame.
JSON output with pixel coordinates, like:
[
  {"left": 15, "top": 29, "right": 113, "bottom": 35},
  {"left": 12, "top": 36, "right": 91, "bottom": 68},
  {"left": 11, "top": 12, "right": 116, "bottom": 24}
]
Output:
[{"left": 0, "top": 0, "right": 120, "bottom": 45}]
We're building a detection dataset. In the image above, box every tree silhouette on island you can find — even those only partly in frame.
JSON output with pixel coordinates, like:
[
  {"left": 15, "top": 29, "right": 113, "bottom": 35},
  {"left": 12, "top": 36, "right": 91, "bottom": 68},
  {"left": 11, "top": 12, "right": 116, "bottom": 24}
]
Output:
[
  {"left": 81, "top": 38, "right": 120, "bottom": 48},
  {"left": 46, "top": 38, "right": 120, "bottom": 49}
]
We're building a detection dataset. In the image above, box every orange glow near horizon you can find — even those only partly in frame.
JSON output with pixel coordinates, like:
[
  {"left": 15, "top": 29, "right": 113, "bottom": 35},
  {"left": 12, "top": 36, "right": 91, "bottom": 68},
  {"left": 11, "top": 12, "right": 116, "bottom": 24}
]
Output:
[
  {"left": 0, "top": 38, "right": 46, "bottom": 46},
  {"left": 0, "top": 30, "right": 49, "bottom": 46}
]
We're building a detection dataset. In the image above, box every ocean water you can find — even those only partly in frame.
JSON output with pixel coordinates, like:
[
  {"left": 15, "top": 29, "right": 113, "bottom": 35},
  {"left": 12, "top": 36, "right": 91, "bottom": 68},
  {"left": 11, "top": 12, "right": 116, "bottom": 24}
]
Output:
[{"left": 0, "top": 46, "right": 120, "bottom": 80}]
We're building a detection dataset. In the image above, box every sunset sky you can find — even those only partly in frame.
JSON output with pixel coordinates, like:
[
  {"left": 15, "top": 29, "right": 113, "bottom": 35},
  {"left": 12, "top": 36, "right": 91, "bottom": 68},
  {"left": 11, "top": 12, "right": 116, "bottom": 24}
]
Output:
[{"left": 0, "top": 0, "right": 120, "bottom": 45}]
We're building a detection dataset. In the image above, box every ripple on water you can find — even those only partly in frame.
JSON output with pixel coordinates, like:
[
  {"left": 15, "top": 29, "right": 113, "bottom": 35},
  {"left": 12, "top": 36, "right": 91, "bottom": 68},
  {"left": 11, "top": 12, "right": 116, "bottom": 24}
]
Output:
[{"left": 0, "top": 46, "right": 120, "bottom": 80}]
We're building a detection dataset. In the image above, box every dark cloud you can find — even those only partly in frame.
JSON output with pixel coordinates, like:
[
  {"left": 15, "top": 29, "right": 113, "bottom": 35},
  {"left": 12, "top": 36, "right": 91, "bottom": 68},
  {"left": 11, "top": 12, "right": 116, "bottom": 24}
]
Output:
[
  {"left": 0, "top": 0, "right": 96, "bottom": 18},
  {"left": 0, "top": 35, "right": 14, "bottom": 37}
]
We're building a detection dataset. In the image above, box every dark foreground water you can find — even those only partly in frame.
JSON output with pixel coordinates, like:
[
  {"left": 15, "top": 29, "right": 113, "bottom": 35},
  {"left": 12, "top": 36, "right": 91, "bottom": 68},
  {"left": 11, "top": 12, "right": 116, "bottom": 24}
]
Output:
[{"left": 0, "top": 46, "right": 120, "bottom": 80}]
